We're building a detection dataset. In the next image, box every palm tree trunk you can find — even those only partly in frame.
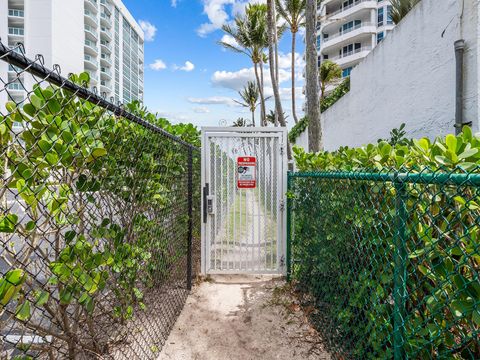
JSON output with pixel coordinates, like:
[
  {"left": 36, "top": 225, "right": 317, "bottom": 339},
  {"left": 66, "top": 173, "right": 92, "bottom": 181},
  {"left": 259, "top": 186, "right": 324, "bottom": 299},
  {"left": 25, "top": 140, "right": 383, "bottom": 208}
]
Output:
[
  {"left": 306, "top": 0, "right": 322, "bottom": 151},
  {"left": 291, "top": 31, "right": 299, "bottom": 124},
  {"left": 254, "top": 62, "right": 266, "bottom": 125},
  {"left": 251, "top": 108, "right": 255, "bottom": 127},
  {"left": 267, "top": 0, "right": 286, "bottom": 128}
]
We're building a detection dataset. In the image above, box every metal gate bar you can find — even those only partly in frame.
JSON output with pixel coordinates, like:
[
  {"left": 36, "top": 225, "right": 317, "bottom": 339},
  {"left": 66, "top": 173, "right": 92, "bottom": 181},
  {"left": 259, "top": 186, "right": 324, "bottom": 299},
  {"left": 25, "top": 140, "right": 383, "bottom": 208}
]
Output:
[{"left": 201, "top": 128, "right": 287, "bottom": 275}]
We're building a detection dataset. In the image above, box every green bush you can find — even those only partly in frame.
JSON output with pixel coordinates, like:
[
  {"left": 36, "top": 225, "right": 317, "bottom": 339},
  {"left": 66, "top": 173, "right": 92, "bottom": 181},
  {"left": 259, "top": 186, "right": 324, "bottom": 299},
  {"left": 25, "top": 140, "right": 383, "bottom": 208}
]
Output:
[
  {"left": 0, "top": 73, "right": 200, "bottom": 357},
  {"left": 320, "top": 77, "right": 350, "bottom": 113},
  {"left": 290, "top": 128, "right": 480, "bottom": 359}
]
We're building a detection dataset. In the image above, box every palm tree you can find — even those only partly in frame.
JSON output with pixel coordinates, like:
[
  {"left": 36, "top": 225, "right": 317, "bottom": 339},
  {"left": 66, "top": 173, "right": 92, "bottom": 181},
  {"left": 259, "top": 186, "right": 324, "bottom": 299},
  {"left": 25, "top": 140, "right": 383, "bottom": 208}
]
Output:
[
  {"left": 267, "top": 0, "right": 286, "bottom": 128},
  {"left": 234, "top": 81, "right": 261, "bottom": 126},
  {"left": 275, "top": 0, "right": 306, "bottom": 124},
  {"left": 319, "top": 60, "right": 342, "bottom": 99},
  {"left": 305, "top": 0, "right": 321, "bottom": 151},
  {"left": 390, "top": 0, "right": 421, "bottom": 24},
  {"left": 218, "top": 4, "right": 268, "bottom": 124},
  {"left": 233, "top": 118, "right": 250, "bottom": 127}
]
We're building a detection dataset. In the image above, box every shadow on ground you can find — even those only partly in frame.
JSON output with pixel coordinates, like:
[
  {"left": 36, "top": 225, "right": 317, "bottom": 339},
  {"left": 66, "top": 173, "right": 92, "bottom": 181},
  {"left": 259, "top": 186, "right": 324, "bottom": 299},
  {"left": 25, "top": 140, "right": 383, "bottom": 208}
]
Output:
[{"left": 158, "top": 275, "right": 330, "bottom": 360}]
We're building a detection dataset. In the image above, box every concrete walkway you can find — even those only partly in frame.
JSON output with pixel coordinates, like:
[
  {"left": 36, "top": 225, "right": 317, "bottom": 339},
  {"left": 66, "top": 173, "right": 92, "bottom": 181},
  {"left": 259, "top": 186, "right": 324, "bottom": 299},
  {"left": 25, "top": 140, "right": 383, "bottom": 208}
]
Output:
[{"left": 158, "top": 275, "right": 330, "bottom": 360}]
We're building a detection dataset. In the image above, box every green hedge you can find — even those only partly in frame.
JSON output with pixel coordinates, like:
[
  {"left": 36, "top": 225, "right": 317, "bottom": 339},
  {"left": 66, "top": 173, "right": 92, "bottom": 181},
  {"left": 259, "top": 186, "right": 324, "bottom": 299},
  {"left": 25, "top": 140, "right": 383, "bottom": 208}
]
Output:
[{"left": 290, "top": 128, "right": 480, "bottom": 359}]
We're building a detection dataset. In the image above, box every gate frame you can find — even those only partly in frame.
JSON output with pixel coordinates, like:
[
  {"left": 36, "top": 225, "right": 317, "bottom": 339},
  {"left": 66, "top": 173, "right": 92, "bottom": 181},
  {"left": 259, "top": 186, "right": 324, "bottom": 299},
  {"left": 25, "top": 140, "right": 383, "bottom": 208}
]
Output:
[{"left": 200, "top": 127, "right": 288, "bottom": 275}]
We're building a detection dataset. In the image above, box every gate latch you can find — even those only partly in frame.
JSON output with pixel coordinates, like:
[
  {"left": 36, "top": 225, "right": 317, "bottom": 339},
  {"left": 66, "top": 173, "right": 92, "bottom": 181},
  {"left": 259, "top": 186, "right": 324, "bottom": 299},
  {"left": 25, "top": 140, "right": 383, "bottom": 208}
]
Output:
[
  {"left": 280, "top": 200, "right": 285, "bottom": 212},
  {"left": 207, "top": 195, "right": 215, "bottom": 215}
]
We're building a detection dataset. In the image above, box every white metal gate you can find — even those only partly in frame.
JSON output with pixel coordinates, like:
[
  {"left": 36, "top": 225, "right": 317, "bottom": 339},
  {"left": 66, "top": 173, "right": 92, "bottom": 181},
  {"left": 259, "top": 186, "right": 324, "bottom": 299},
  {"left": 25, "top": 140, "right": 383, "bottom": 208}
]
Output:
[{"left": 201, "top": 127, "right": 287, "bottom": 274}]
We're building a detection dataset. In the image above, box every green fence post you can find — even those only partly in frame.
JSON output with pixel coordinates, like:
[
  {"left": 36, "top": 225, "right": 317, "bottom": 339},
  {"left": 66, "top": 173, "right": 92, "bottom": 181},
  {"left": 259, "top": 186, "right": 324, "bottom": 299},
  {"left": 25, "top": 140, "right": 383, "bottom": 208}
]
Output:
[
  {"left": 286, "top": 173, "right": 293, "bottom": 282},
  {"left": 393, "top": 179, "right": 408, "bottom": 360}
]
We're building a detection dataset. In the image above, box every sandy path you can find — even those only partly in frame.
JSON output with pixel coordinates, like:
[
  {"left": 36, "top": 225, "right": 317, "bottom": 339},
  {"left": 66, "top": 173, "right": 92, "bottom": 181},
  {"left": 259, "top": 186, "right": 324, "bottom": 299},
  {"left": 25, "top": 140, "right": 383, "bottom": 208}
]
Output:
[{"left": 157, "top": 275, "right": 330, "bottom": 360}]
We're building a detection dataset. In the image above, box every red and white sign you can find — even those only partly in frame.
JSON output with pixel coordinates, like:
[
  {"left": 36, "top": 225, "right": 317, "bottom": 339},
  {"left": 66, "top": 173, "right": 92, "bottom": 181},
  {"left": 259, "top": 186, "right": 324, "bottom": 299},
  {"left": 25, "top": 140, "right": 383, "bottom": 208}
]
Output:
[{"left": 237, "top": 156, "right": 256, "bottom": 189}]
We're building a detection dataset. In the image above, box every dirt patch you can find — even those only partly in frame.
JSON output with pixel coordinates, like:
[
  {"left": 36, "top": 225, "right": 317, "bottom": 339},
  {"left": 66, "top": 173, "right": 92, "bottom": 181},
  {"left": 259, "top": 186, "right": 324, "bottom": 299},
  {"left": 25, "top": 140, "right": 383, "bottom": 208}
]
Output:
[{"left": 158, "top": 275, "right": 330, "bottom": 360}]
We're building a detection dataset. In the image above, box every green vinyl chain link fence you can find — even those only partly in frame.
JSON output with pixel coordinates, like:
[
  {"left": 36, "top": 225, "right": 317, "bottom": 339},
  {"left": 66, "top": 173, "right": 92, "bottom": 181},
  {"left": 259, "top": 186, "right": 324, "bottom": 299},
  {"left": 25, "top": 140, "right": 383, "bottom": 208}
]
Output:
[
  {"left": 287, "top": 170, "right": 480, "bottom": 359},
  {"left": 0, "top": 42, "right": 201, "bottom": 359}
]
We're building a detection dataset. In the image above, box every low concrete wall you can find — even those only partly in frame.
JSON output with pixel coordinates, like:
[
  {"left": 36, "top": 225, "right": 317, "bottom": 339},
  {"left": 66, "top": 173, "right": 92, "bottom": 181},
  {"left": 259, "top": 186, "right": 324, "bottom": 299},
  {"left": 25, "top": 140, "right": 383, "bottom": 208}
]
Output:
[{"left": 298, "top": 0, "right": 479, "bottom": 151}]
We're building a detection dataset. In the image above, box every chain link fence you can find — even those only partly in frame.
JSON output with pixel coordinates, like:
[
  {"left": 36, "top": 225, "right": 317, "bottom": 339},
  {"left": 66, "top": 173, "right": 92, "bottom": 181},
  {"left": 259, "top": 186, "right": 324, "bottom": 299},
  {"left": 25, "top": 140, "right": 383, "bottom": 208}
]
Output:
[
  {"left": 0, "top": 41, "right": 201, "bottom": 359},
  {"left": 287, "top": 170, "right": 480, "bottom": 359}
]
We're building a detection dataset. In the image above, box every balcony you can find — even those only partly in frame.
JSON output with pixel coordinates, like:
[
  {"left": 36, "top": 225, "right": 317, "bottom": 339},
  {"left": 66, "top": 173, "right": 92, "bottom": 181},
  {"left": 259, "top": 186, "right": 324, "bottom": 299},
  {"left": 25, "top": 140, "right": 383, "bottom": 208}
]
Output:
[
  {"left": 8, "top": 27, "right": 24, "bottom": 37},
  {"left": 326, "top": 0, "right": 377, "bottom": 19},
  {"left": 84, "top": 0, "right": 98, "bottom": 12},
  {"left": 8, "top": 9, "right": 25, "bottom": 18},
  {"left": 100, "top": 54, "right": 112, "bottom": 66},
  {"left": 100, "top": 13, "right": 112, "bottom": 28},
  {"left": 84, "top": 9, "right": 98, "bottom": 26},
  {"left": 321, "top": 22, "right": 376, "bottom": 52},
  {"left": 84, "top": 54, "right": 98, "bottom": 70},
  {"left": 100, "top": 27, "right": 113, "bottom": 42},
  {"left": 328, "top": 46, "right": 373, "bottom": 67},
  {"left": 7, "top": 82, "right": 24, "bottom": 91},
  {"left": 100, "top": 68, "right": 112, "bottom": 79},
  {"left": 84, "top": 24, "right": 98, "bottom": 41},
  {"left": 84, "top": 40, "right": 98, "bottom": 55},
  {"left": 100, "top": 40, "right": 112, "bottom": 53}
]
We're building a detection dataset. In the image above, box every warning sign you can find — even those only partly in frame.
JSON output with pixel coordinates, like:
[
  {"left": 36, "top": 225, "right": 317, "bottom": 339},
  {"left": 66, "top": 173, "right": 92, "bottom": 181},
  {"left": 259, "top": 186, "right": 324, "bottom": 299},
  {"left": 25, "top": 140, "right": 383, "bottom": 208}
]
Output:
[{"left": 237, "top": 157, "right": 256, "bottom": 189}]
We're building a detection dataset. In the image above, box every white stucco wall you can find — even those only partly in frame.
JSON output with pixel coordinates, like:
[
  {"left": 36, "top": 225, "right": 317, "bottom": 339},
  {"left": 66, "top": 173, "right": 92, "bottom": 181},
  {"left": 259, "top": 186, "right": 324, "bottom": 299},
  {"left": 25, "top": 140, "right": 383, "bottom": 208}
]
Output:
[{"left": 302, "top": 0, "right": 479, "bottom": 151}]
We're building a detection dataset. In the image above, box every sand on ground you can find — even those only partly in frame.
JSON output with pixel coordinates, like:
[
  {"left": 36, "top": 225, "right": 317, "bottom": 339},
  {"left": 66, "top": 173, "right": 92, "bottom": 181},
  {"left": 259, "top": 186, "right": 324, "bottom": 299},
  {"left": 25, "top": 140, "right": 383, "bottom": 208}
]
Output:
[{"left": 158, "top": 275, "right": 330, "bottom": 360}]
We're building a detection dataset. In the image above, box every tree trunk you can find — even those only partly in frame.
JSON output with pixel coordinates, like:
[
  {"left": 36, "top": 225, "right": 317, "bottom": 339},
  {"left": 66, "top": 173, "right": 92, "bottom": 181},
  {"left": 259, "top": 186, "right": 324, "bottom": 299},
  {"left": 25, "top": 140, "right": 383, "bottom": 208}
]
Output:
[
  {"left": 267, "top": 0, "right": 286, "bottom": 129},
  {"left": 254, "top": 62, "right": 266, "bottom": 125},
  {"left": 251, "top": 109, "right": 255, "bottom": 127},
  {"left": 291, "top": 31, "right": 299, "bottom": 124},
  {"left": 306, "top": 0, "right": 322, "bottom": 152}
]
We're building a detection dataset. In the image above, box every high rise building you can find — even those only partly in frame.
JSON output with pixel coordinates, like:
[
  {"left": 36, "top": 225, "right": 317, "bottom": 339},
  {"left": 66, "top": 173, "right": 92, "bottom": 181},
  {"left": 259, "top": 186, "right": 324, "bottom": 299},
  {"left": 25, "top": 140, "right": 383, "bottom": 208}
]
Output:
[
  {"left": 0, "top": 0, "right": 144, "bottom": 106},
  {"left": 318, "top": 0, "right": 395, "bottom": 78}
]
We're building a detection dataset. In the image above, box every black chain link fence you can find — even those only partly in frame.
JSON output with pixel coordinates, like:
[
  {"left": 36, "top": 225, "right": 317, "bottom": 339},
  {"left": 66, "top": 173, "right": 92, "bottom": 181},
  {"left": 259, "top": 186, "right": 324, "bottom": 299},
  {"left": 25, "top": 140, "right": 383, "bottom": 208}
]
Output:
[
  {"left": 0, "top": 41, "right": 201, "bottom": 359},
  {"left": 288, "top": 170, "right": 480, "bottom": 359}
]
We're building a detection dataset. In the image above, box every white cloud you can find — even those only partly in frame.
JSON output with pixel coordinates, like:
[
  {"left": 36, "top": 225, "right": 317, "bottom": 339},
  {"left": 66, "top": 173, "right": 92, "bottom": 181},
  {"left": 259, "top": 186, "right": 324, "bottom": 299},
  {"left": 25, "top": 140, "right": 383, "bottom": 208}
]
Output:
[
  {"left": 174, "top": 61, "right": 195, "bottom": 72},
  {"left": 171, "top": 0, "right": 178, "bottom": 7},
  {"left": 197, "top": 0, "right": 266, "bottom": 37},
  {"left": 220, "top": 34, "right": 239, "bottom": 49},
  {"left": 211, "top": 66, "right": 291, "bottom": 91},
  {"left": 193, "top": 106, "right": 211, "bottom": 113},
  {"left": 139, "top": 20, "right": 157, "bottom": 42},
  {"left": 149, "top": 59, "right": 167, "bottom": 71},
  {"left": 188, "top": 96, "right": 239, "bottom": 107}
]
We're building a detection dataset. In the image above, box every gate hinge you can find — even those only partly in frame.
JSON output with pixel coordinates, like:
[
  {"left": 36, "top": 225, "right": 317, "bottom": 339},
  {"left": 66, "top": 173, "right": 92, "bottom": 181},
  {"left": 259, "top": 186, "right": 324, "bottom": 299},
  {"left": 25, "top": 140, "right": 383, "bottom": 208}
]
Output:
[
  {"left": 280, "top": 255, "right": 285, "bottom": 267},
  {"left": 280, "top": 200, "right": 285, "bottom": 212},
  {"left": 280, "top": 145, "right": 285, "bottom": 155}
]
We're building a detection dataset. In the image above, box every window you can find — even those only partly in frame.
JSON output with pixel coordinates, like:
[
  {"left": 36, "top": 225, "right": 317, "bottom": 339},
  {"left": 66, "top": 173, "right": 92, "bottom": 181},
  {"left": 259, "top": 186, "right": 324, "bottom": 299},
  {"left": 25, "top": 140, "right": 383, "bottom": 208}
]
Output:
[
  {"left": 377, "top": 31, "right": 384, "bottom": 43},
  {"left": 387, "top": 5, "right": 393, "bottom": 24},
  {"left": 342, "top": 67, "right": 352, "bottom": 77},
  {"left": 378, "top": 8, "right": 384, "bottom": 26},
  {"left": 323, "top": 54, "right": 329, "bottom": 60},
  {"left": 340, "top": 20, "right": 361, "bottom": 34},
  {"left": 316, "top": 35, "right": 321, "bottom": 49}
]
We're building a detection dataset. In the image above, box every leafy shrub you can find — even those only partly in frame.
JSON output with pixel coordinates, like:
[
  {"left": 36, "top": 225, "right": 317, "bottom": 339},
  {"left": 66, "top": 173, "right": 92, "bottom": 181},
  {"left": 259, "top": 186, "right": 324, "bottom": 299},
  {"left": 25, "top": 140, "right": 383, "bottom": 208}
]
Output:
[
  {"left": 288, "top": 116, "right": 309, "bottom": 143},
  {"left": 320, "top": 77, "right": 350, "bottom": 113},
  {"left": 0, "top": 73, "right": 200, "bottom": 358},
  {"left": 291, "top": 128, "right": 480, "bottom": 358}
]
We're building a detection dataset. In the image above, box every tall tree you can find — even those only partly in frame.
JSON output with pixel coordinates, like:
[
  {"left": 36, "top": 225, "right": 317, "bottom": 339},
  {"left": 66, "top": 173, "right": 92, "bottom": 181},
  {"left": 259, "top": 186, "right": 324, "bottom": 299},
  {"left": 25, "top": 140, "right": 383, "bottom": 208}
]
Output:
[
  {"left": 266, "top": 0, "right": 287, "bottom": 128},
  {"left": 218, "top": 5, "right": 268, "bottom": 124},
  {"left": 390, "top": 0, "right": 421, "bottom": 24},
  {"left": 305, "top": 0, "right": 321, "bottom": 151},
  {"left": 319, "top": 60, "right": 342, "bottom": 99},
  {"left": 234, "top": 81, "right": 261, "bottom": 126},
  {"left": 275, "top": 0, "right": 306, "bottom": 124}
]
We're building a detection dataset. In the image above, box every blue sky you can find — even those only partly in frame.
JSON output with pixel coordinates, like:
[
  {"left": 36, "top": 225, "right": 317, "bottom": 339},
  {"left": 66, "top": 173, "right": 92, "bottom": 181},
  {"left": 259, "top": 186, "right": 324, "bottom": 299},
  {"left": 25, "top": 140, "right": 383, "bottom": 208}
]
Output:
[{"left": 123, "top": 0, "right": 305, "bottom": 128}]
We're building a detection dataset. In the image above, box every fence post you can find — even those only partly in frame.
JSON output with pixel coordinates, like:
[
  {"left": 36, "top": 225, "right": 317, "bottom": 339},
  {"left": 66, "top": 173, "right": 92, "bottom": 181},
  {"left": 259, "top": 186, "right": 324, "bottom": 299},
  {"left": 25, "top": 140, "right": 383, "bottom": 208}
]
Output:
[
  {"left": 393, "top": 179, "right": 408, "bottom": 360},
  {"left": 286, "top": 173, "right": 292, "bottom": 282},
  {"left": 187, "top": 148, "right": 193, "bottom": 291}
]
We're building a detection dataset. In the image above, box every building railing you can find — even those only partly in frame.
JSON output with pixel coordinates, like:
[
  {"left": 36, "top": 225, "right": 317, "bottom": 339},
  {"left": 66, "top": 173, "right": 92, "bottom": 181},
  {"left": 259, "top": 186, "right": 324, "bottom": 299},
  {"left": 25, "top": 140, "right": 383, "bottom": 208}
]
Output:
[
  {"left": 8, "top": 9, "right": 25, "bottom": 18},
  {"left": 327, "top": 0, "right": 376, "bottom": 18},
  {"left": 8, "top": 27, "right": 25, "bottom": 36},
  {"left": 328, "top": 46, "right": 373, "bottom": 60},
  {"left": 324, "top": 22, "right": 375, "bottom": 43}
]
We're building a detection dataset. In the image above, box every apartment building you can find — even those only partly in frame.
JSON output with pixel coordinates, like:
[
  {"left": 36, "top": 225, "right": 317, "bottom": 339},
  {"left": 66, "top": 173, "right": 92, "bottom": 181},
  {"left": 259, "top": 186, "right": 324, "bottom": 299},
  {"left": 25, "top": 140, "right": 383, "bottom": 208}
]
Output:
[
  {"left": 0, "top": 0, "right": 144, "bottom": 107},
  {"left": 318, "top": 0, "right": 395, "bottom": 78}
]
